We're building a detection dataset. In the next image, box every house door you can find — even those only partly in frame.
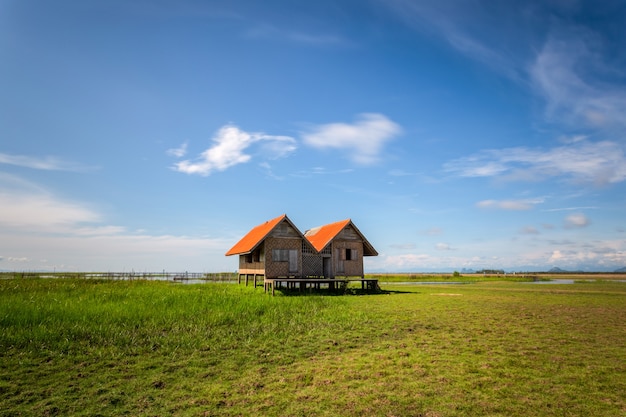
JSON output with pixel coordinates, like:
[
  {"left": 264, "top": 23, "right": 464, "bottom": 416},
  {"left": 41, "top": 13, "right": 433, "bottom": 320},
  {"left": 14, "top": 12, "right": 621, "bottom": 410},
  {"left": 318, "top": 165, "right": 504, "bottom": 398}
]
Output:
[
  {"left": 288, "top": 249, "right": 298, "bottom": 273},
  {"left": 322, "top": 257, "right": 331, "bottom": 278},
  {"left": 336, "top": 249, "right": 345, "bottom": 274}
]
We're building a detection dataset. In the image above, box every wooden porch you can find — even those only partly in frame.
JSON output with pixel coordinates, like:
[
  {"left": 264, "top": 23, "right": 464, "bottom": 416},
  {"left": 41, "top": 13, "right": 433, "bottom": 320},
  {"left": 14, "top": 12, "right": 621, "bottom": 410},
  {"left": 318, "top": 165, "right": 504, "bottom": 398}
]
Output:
[{"left": 263, "top": 278, "right": 379, "bottom": 295}]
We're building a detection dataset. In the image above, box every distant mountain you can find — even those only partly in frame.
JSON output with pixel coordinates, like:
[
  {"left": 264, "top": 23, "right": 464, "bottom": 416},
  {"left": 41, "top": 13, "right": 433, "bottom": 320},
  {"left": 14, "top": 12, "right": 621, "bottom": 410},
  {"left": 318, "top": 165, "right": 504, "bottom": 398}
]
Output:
[
  {"left": 615, "top": 267, "right": 626, "bottom": 273},
  {"left": 548, "top": 267, "right": 568, "bottom": 273}
]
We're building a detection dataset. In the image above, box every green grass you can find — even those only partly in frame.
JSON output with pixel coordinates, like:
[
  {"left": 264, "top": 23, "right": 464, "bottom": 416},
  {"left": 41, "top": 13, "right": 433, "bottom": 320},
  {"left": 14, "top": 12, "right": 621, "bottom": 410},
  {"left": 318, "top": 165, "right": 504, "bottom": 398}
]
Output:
[{"left": 1, "top": 278, "right": 625, "bottom": 416}]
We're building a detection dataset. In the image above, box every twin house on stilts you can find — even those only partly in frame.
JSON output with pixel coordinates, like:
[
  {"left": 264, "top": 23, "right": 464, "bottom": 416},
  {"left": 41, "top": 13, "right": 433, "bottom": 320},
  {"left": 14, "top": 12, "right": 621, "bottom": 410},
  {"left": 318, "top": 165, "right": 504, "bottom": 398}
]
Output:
[{"left": 225, "top": 214, "right": 378, "bottom": 286}]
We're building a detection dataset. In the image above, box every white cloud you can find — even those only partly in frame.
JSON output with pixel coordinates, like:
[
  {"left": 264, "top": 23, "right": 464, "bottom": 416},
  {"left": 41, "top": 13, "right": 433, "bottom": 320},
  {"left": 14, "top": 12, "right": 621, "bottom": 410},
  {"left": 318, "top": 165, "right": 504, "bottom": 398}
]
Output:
[
  {"left": 547, "top": 241, "right": 626, "bottom": 269},
  {"left": 166, "top": 142, "right": 188, "bottom": 158},
  {"left": 564, "top": 213, "right": 590, "bottom": 229},
  {"left": 445, "top": 140, "right": 626, "bottom": 185},
  {"left": 520, "top": 226, "right": 540, "bottom": 235},
  {"left": 435, "top": 243, "right": 452, "bottom": 251},
  {"left": 173, "top": 125, "right": 296, "bottom": 176},
  {"left": 302, "top": 113, "right": 402, "bottom": 164}
]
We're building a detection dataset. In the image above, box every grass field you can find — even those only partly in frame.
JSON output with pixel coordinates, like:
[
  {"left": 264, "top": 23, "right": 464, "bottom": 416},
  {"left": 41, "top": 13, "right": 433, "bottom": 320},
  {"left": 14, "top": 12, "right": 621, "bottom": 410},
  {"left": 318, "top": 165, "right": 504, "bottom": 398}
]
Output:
[{"left": 1, "top": 277, "right": 625, "bottom": 416}]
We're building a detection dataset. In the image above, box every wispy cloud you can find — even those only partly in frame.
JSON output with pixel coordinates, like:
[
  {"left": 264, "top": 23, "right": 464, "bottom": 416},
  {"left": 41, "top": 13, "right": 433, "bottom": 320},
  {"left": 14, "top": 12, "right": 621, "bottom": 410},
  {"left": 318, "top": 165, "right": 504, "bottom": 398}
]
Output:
[
  {"left": 389, "top": 243, "right": 416, "bottom": 250},
  {"left": 435, "top": 243, "right": 453, "bottom": 251},
  {"left": 420, "top": 227, "right": 443, "bottom": 236},
  {"left": 543, "top": 206, "right": 599, "bottom": 212},
  {"left": 476, "top": 198, "right": 543, "bottom": 211},
  {"left": 530, "top": 30, "right": 626, "bottom": 131},
  {"left": 6, "top": 257, "right": 28, "bottom": 262},
  {"left": 166, "top": 142, "right": 188, "bottom": 158},
  {"left": 564, "top": 213, "right": 591, "bottom": 229},
  {"left": 520, "top": 226, "right": 540, "bottom": 235},
  {"left": 0, "top": 188, "right": 101, "bottom": 232},
  {"left": 245, "top": 24, "right": 351, "bottom": 47},
  {"left": 445, "top": 140, "right": 626, "bottom": 185},
  {"left": 2, "top": 229, "right": 230, "bottom": 271},
  {"left": 302, "top": 113, "right": 402, "bottom": 164},
  {"left": 0, "top": 179, "right": 231, "bottom": 270},
  {"left": 0, "top": 173, "right": 110, "bottom": 235},
  {"left": 259, "top": 162, "right": 284, "bottom": 181},
  {"left": 381, "top": 0, "right": 528, "bottom": 82},
  {"left": 172, "top": 125, "right": 296, "bottom": 176},
  {"left": 0, "top": 153, "right": 94, "bottom": 172},
  {"left": 385, "top": 0, "right": 626, "bottom": 140},
  {"left": 290, "top": 166, "right": 354, "bottom": 178}
]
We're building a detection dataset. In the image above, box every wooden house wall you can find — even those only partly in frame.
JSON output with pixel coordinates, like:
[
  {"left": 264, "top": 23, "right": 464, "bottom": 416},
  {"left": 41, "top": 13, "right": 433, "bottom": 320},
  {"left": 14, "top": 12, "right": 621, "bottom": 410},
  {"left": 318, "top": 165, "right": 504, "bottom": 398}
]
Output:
[
  {"left": 331, "top": 241, "right": 364, "bottom": 277},
  {"left": 330, "top": 225, "right": 365, "bottom": 277},
  {"left": 264, "top": 236, "right": 302, "bottom": 278},
  {"left": 303, "top": 253, "right": 322, "bottom": 277},
  {"left": 238, "top": 243, "right": 265, "bottom": 275}
]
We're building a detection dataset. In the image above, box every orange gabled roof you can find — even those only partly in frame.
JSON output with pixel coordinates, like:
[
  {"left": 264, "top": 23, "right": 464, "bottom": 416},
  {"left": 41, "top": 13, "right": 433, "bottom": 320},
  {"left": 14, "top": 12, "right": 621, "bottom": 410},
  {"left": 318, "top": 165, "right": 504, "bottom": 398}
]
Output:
[
  {"left": 225, "top": 214, "right": 287, "bottom": 256},
  {"left": 304, "top": 219, "right": 351, "bottom": 252}
]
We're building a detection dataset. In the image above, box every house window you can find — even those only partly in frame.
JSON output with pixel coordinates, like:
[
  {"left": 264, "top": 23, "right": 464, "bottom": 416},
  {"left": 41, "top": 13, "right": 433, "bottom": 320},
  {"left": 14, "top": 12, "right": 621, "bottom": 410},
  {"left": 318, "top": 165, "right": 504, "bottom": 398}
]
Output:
[
  {"left": 245, "top": 249, "right": 261, "bottom": 264},
  {"left": 272, "top": 249, "right": 298, "bottom": 273},
  {"left": 345, "top": 248, "right": 357, "bottom": 261},
  {"left": 272, "top": 249, "right": 289, "bottom": 262}
]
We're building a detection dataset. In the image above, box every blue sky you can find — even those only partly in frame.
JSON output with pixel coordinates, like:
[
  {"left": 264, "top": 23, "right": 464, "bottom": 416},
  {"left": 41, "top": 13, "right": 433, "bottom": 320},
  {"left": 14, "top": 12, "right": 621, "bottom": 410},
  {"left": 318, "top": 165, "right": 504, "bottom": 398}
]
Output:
[{"left": 1, "top": 0, "right": 625, "bottom": 272}]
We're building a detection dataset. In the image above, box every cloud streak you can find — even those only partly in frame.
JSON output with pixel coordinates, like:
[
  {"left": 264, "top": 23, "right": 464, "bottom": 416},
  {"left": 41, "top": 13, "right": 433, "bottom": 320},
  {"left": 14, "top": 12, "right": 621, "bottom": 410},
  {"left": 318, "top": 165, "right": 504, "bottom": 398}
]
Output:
[
  {"left": 530, "top": 30, "right": 626, "bottom": 131},
  {"left": 246, "top": 24, "right": 351, "bottom": 47},
  {"left": 302, "top": 113, "right": 402, "bottom": 164},
  {"left": 445, "top": 140, "right": 626, "bottom": 185},
  {"left": 476, "top": 199, "right": 539, "bottom": 211},
  {"left": 0, "top": 153, "right": 94, "bottom": 172}
]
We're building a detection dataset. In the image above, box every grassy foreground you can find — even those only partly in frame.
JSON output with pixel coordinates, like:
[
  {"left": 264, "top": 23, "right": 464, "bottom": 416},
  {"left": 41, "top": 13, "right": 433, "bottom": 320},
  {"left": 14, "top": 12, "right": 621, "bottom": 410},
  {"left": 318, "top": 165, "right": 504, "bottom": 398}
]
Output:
[{"left": 1, "top": 278, "right": 625, "bottom": 416}]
